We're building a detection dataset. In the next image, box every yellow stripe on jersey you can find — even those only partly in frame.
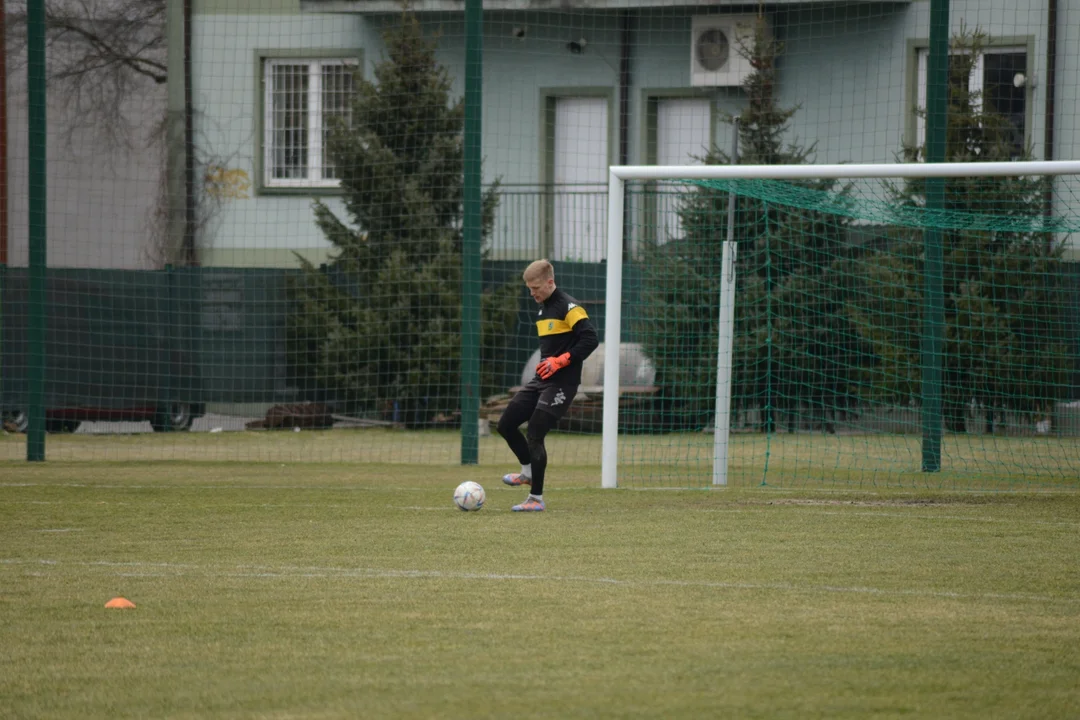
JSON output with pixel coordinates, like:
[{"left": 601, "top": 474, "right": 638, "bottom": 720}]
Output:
[
  {"left": 537, "top": 318, "right": 571, "bottom": 336},
  {"left": 565, "top": 305, "right": 589, "bottom": 328}
]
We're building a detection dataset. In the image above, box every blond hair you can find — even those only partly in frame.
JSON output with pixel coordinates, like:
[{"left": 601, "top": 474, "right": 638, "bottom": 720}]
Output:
[{"left": 523, "top": 259, "right": 554, "bottom": 283}]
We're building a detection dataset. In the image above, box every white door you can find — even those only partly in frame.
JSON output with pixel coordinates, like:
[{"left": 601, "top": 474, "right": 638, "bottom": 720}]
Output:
[
  {"left": 656, "top": 98, "right": 711, "bottom": 244},
  {"left": 553, "top": 97, "right": 608, "bottom": 262}
]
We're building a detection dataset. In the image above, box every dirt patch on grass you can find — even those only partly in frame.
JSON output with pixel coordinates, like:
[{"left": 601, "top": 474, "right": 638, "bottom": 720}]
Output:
[{"left": 751, "top": 497, "right": 987, "bottom": 507}]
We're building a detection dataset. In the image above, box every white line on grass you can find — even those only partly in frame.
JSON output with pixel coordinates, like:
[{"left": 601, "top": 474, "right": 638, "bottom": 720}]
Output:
[
  {"left": 2, "top": 558, "right": 1076, "bottom": 605},
  {"left": 6, "top": 491, "right": 1079, "bottom": 526},
  {"left": 4, "top": 482, "right": 1078, "bottom": 498}
]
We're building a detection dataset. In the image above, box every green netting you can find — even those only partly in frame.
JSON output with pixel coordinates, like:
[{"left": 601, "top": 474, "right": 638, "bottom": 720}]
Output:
[
  {"left": 1, "top": 1, "right": 1078, "bottom": 490},
  {"left": 687, "top": 177, "right": 1080, "bottom": 234},
  {"left": 616, "top": 173, "right": 1080, "bottom": 489}
]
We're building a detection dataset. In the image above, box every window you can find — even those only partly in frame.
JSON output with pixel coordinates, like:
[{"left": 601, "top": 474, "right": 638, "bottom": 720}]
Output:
[
  {"left": 915, "top": 46, "right": 1027, "bottom": 158},
  {"left": 263, "top": 59, "right": 357, "bottom": 188}
]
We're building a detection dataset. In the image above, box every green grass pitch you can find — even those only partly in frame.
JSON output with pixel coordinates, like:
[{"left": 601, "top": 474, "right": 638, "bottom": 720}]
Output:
[
  {"left": 2, "top": 452, "right": 1078, "bottom": 718},
  {"left": 4, "top": 428, "right": 1079, "bottom": 490}
]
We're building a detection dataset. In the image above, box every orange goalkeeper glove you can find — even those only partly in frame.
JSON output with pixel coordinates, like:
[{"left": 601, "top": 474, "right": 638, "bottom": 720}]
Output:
[{"left": 537, "top": 352, "right": 571, "bottom": 380}]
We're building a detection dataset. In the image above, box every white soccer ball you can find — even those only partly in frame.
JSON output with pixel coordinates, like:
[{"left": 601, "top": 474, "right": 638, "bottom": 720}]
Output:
[{"left": 453, "top": 481, "right": 486, "bottom": 512}]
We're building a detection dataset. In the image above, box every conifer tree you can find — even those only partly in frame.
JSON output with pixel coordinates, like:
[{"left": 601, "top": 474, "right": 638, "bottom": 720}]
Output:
[
  {"left": 288, "top": 11, "right": 516, "bottom": 427},
  {"left": 852, "top": 28, "right": 1070, "bottom": 432},
  {"left": 640, "top": 16, "right": 859, "bottom": 432}
]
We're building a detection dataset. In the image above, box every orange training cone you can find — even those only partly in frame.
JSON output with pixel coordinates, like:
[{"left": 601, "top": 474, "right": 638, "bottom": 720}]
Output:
[{"left": 105, "top": 597, "right": 136, "bottom": 609}]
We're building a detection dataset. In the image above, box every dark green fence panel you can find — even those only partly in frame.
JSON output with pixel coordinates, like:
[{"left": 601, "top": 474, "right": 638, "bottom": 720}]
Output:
[{"left": 4, "top": 261, "right": 1068, "bottom": 425}]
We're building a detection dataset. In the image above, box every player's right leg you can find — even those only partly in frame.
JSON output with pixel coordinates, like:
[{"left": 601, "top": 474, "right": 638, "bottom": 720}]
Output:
[{"left": 496, "top": 381, "right": 540, "bottom": 486}]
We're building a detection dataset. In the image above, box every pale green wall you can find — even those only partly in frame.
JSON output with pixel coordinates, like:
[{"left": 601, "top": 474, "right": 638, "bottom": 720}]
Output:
[
  {"left": 409, "top": 11, "right": 629, "bottom": 185},
  {"left": 1047, "top": 0, "right": 1080, "bottom": 258},
  {"left": 192, "top": 1, "right": 1080, "bottom": 266},
  {"left": 191, "top": 10, "right": 381, "bottom": 267},
  {"left": 780, "top": 4, "right": 911, "bottom": 166},
  {"left": 423, "top": 9, "right": 749, "bottom": 184},
  {"left": 195, "top": 0, "right": 303, "bottom": 14}
]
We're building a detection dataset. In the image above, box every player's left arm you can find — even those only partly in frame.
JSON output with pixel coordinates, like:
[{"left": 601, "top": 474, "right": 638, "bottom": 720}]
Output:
[
  {"left": 536, "top": 304, "right": 599, "bottom": 380},
  {"left": 563, "top": 305, "right": 599, "bottom": 364}
]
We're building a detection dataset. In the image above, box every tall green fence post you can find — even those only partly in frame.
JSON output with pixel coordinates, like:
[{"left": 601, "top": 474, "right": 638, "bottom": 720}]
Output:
[
  {"left": 26, "top": 0, "right": 46, "bottom": 461},
  {"left": 460, "top": 0, "right": 482, "bottom": 464},
  {"left": 921, "top": 0, "right": 949, "bottom": 472},
  {"left": 0, "top": 1, "right": 6, "bottom": 428},
  {"left": 166, "top": 0, "right": 188, "bottom": 266},
  {"left": 162, "top": 264, "right": 176, "bottom": 432}
]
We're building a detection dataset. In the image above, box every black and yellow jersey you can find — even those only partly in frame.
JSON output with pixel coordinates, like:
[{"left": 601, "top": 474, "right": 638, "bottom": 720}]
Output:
[{"left": 535, "top": 288, "right": 599, "bottom": 385}]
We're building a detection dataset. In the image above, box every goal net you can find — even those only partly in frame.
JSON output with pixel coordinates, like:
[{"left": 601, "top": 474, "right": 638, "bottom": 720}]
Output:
[{"left": 601, "top": 161, "right": 1080, "bottom": 490}]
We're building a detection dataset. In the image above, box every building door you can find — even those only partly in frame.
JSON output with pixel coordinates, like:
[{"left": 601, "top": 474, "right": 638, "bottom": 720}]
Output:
[
  {"left": 553, "top": 97, "right": 608, "bottom": 262},
  {"left": 656, "top": 98, "right": 712, "bottom": 244}
]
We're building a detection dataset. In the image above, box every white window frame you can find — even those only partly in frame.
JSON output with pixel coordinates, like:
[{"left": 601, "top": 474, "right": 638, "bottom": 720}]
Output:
[
  {"left": 263, "top": 58, "right": 357, "bottom": 189},
  {"left": 915, "top": 46, "right": 1026, "bottom": 150}
]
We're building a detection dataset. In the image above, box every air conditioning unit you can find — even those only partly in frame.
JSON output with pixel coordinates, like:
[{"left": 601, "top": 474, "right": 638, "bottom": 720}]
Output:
[{"left": 690, "top": 14, "right": 767, "bottom": 87}]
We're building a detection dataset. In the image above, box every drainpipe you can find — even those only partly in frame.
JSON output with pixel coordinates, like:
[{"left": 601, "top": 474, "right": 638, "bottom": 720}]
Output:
[
  {"left": 0, "top": 3, "right": 7, "bottom": 268},
  {"left": 1043, "top": 0, "right": 1057, "bottom": 223},
  {"left": 618, "top": 10, "right": 632, "bottom": 167},
  {"left": 618, "top": 10, "right": 633, "bottom": 256}
]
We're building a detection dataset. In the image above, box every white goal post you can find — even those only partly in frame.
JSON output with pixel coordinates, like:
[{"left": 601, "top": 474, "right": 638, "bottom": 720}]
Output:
[{"left": 601, "top": 160, "right": 1080, "bottom": 489}]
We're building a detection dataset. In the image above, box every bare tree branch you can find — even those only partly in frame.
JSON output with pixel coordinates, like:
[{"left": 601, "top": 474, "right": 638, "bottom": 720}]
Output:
[
  {"left": 6, "top": 0, "right": 167, "bottom": 149},
  {"left": 42, "top": 7, "right": 167, "bottom": 83}
]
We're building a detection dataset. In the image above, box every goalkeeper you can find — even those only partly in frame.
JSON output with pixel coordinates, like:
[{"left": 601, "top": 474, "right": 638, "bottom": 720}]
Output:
[{"left": 497, "top": 259, "right": 598, "bottom": 512}]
